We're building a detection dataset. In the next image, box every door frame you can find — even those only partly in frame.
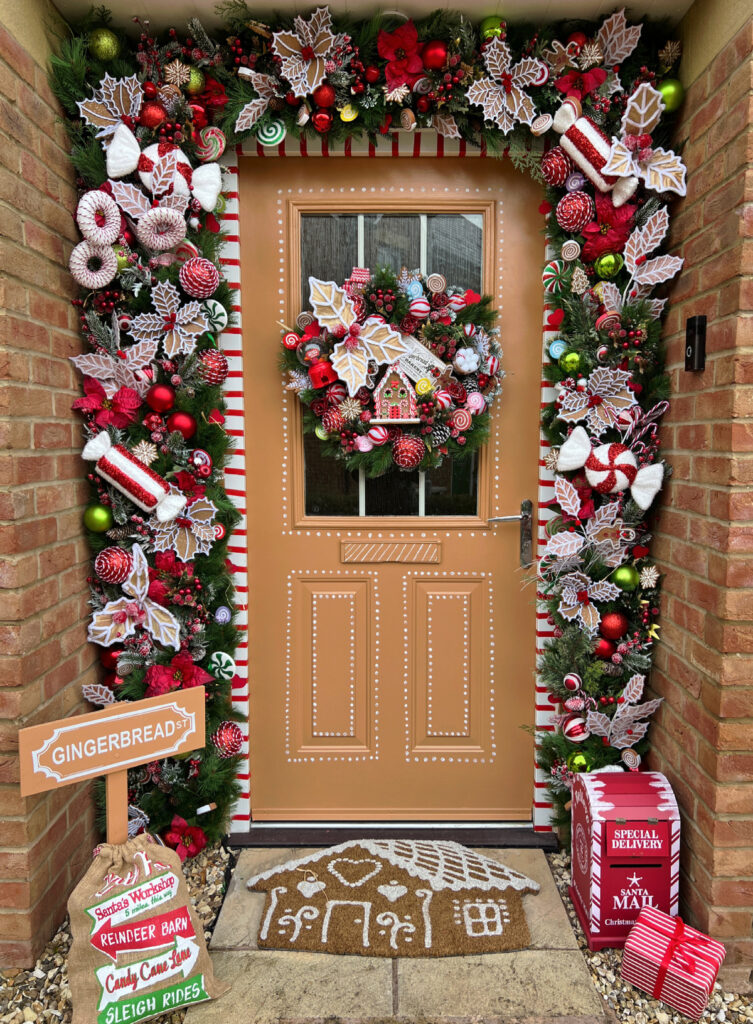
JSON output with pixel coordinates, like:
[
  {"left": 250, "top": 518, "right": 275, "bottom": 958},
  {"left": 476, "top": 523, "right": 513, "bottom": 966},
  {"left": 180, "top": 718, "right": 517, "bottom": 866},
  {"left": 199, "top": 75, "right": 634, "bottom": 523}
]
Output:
[{"left": 217, "top": 131, "right": 559, "bottom": 836}]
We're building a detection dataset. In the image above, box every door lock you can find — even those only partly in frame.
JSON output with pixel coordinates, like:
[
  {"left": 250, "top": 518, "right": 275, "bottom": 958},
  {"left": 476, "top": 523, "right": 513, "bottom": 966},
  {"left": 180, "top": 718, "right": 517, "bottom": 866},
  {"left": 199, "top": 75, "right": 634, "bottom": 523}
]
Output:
[{"left": 489, "top": 500, "right": 533, "bottom": 568}]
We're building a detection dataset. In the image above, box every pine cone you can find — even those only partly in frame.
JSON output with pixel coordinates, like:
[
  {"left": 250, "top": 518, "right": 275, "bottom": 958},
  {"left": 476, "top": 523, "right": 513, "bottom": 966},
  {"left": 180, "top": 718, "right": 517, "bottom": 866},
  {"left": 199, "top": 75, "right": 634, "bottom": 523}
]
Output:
[{"left": 431, "top": 423, "right": 451, "bottom": 446}]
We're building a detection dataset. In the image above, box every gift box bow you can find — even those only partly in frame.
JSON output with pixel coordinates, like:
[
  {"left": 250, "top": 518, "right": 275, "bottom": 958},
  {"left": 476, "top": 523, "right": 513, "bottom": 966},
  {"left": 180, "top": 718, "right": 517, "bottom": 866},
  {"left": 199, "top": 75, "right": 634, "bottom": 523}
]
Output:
[{"left": 650, "top": 916, "right": 723, "bottom": 999}]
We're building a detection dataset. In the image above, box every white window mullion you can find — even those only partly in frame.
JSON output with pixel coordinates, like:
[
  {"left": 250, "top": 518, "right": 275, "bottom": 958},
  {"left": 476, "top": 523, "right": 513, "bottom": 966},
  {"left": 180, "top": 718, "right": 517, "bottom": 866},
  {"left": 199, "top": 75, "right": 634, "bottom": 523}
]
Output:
[
  {"left": 357, "top": 214, "right": 365, "bottom": 267},
  {"left": 418, "top": 471, "right": 426, "bottom": 517},
  {"left": 419, "top": 214, "right": 428, "bottom": 275},
  {"left": 359, "top": 467, "right": 366, "bottom": 517}
]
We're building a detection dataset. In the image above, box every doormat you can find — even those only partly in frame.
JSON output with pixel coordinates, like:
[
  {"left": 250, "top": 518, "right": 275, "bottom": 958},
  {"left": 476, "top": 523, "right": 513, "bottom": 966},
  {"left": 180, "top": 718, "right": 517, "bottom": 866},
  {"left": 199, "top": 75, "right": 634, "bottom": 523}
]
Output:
[{"left": 247, "top": 839, "right": 539, "bottom": 957}]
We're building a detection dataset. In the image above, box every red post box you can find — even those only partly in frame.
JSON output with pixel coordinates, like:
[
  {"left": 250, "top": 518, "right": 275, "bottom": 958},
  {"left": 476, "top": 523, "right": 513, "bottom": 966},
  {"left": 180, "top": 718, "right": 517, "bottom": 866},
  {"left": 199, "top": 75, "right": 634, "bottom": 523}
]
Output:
[{"left": 569, "top": 770, "right": 680, "bottom": 950}]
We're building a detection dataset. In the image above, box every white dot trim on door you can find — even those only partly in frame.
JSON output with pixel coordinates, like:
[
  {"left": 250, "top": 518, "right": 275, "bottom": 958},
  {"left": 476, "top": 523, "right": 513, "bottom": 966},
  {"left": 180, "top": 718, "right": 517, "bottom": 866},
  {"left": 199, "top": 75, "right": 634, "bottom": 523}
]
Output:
[
  {"left": 311, "top": 592, "right": 356, "bottom": 738},
  {"left": 285, "top": 569, "right": 380, "bottom": 763}
]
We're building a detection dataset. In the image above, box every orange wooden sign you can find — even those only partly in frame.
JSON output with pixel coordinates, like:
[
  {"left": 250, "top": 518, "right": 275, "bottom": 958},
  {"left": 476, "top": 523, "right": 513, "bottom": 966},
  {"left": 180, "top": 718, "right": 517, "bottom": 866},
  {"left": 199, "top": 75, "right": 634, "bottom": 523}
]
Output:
[{"left": 19, "top": 689, "right": 205, "bottom": 797}]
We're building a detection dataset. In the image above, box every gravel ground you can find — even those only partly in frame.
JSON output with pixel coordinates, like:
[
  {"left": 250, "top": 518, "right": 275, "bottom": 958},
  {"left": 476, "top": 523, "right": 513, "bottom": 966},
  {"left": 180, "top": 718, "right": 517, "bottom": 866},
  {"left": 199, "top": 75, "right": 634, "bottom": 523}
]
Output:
[
  {"left": 0, "top": 842, "right": 234, "bottom": 1024},
  {"left": 1, "top": 842, "right": 749, "bottom": 1023},
  {"left": 547, "top": 849, "right": 753, "bottom": 1024}
]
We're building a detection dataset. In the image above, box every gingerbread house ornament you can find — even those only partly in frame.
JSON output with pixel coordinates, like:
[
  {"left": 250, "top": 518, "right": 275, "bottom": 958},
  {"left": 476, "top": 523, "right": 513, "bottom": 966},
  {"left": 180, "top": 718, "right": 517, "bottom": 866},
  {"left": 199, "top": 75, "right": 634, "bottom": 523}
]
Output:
[{"left": 371, "top": 363, "right": 420, "bottom": 423}]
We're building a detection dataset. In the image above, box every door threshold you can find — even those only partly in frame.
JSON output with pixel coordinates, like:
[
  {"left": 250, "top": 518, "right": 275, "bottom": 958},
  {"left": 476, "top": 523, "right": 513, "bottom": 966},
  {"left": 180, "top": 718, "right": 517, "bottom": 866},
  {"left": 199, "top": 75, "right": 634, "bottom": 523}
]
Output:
[{"left": 229, "top": 821, "right": 558, "bottom": 850}]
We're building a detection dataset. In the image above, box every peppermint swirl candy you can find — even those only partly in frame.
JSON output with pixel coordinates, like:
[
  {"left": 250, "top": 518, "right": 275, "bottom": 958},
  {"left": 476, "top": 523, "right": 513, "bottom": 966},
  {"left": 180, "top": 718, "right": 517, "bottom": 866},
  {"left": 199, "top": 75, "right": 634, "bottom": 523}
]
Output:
[
  {"left": 451, "top": 408, "right": 472, "bottom": 432},
  {"left": 542, "top": 258, "right": 568, "bottom": 296},
  {"left": 530, "top": 113, "right": 553, "bottom": 136},
  {"left": 207, "top": 651, "right": 236, "bottom": 680},
  {"left": 195, "top": 126, "right": 226, "bottom": 163},
  {"left": 425, "top": 273, "right": 447, "bottom": 294},
  {"left": 621, "top": 748, "right": 641, "bottom": 771},
  {"left": 256, "top": 119, "right": 287, "bottom": 147},
  {"left": 561, "top": 240, "right": 581, "bottom": 262}
]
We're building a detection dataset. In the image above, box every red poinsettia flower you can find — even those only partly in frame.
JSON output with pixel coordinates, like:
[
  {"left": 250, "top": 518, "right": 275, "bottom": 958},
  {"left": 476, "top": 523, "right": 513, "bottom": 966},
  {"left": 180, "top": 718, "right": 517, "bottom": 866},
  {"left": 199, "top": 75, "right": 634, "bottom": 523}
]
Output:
[
  {"left": 377, "top": 20, "right": 424, "bottom": 89},
  {"left": 174, "top": 470, "right": 206, "bottom": 504},
  {"left": 581, "top": 194, "right": 637, "bottom": 262},
  {"left": 199, "top": 76, "right": 228, "bottom": 112},
  {"left": 554, "top": 67, "right": 607, "bottom": 98},
  {"left": 163, "top": 816, "right": 207, "bottom": 862},
  {"left": 144, "top": 651, "right": 213, "bottom": 698},
  {"left": 72, "top": 377, "right": 141, "bottom": 429}
]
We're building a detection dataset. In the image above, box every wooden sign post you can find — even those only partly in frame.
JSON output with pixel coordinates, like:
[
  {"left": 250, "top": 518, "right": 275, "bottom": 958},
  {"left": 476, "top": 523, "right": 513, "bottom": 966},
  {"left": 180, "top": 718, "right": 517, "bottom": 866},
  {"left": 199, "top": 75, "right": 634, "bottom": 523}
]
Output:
[{"left": 19, "top": 688, "right": 206, "bottom": 843}]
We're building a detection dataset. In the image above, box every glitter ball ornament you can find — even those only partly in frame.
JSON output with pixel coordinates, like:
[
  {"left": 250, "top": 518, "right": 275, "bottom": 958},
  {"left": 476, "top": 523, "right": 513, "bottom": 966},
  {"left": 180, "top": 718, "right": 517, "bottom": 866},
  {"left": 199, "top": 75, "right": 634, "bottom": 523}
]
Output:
[
  {"left": 562, "top": 714, "right": 590, "bottom": 742},
  {"left": 555, "top": 190, "right": 595, "bottom": 233},
  {"left": 197, "top": 349, "right": 229, "bottom": 386},
  {"left": 585, "top": 442, "right": 637, "bottom": 494},
  {"left": 211, "top": 721, "right": 243, "bottom": 758},
  {"left": 139, "top": 100, "right": 168, "bottom": 129},
  {"left": 594, "top": 253, "right": 624, "bottom": 280},
  {"left": 89, "top": 26, "right": 120, "bottom": 61},
  {"left": 145, "top": 383, "right": 176, "bottom": 413},
  {"left": 594, "top": 637, "right": 616, "bottom": 659},
  {"left": 94, "top": 546, "right": 133, "bottom": 584},
  {"left": 599, "top": 611, "right": 629, "bottom": 640},
  {"left": 84, "top": 503, "right": 114, "bottom": 533},
  {"left": 186, "top": 67, "right": 206, "bottom": 95},
  {"left": 166, "top": 411, "right": 197, "bottom": 439},
  {"left": 322, "top": 407, "right": 345, "bottom": 434},
  {"left": 76, "top": 190, "right": 121, "bottom": 246},
  {"left": 179, "top": 257, "right": 220, "bottom": 298},
  {"left": 541, "top": 146, "right": 573, "bottom": 187},
  {"left": 393, "top": 434, "right": 425, "bottom": 469}
]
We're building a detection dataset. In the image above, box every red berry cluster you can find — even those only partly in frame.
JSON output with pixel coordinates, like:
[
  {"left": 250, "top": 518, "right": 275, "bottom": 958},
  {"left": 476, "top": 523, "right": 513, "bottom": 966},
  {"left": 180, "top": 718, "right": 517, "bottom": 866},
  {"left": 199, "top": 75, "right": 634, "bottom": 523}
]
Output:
[
  {"left": 418, "top": 399, "right": 437, "bottom": 436},
  {"left": 427, "top": 333, "right": 458, "bottom": 360},
  {"left": 227, "top": 35, "right": 256, "bottom": 69},
  {"left": 368, "top": 287, "right": 397, "bottom": 315},
  {"left": 92, "top": 288, "right": 123, "bottom": 315},
  {"left": 339, "top": 429, "right": 358, "bottom": 452},
  {"left": 158, "top": 120, "right": 184, "bottom": 144}
]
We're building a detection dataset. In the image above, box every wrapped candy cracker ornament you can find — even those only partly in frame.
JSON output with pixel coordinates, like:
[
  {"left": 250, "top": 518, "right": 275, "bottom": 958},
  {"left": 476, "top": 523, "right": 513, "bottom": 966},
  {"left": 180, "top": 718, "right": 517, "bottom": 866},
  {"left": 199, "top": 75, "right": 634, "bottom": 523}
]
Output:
[
  {"left": 553, "top": 100, "right": 639, "bottom": 207},
  {"left": 82, "top": 432, "right": 187, "bottom": 522},
  {"left": 557, "top": 425, "right": 664, "bottom": 511}
]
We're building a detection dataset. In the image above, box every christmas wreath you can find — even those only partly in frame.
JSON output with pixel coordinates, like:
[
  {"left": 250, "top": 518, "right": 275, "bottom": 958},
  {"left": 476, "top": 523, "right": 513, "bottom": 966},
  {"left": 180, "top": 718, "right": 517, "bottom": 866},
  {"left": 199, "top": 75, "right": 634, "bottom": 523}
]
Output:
[
  {"left": 282, "top": 269, "right": 503, "bottom": 475},
  {"left": 49, "top": 3, "right": 687, "bottom": 846}
]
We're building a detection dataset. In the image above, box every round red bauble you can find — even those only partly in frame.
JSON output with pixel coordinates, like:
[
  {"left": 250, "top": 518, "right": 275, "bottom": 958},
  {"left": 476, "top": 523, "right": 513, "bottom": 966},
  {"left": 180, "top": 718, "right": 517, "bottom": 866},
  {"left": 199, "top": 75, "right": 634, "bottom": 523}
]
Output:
[
  {"left": 416, "top": 96, "right": 431, "bottom": 114},
  {"left": 541, "top": 146, "right": 573, "bottom": 187},
  {"left": 188, "top": 101, "right": 207, "bottom": 129},
  {"left": 422, "top": 39, "right": 448, "bottom": 70},
  {"left": 143, "top": 81, "right": 158, "bottom": 100},
  {"left": 392, "top": 434, "right": 425, "bottom": 469},
  {"left": 364, "top": 65, "right": 380, "bottom": 84},
  {"left": 312, "top": 109, "right": 334, "bottom": 134},
  {"left": 285, "top": 91, "right": 299, "bottom": 106},
  {"left": 561, "top": 713, "right": 590, "bottom": 743},
  {"left": 600, "top": 611, "right": 629, "bottom": 640},
  {"left": 197, "top": 349, "right": 229, "bottom": 386},
  {"left": 567, "top": 31, "right": 588, "bottom": 51},
  {"left": 166, "top": 411, "right": 197, "bottom": 439},
  {"left": 594, "top": 637, "right": 616, "bottom": 659},
  {"left": 556, "top": 190, "right": 595, "bottom": 233},
  {"left": 145, "top": 383, "right": 176, "bottom": 413},
  {"left": 100, "top": 647, "right": 123, "bottom": 671},
  {"left": 312, "top": 82, "right": 336, "bottom": 108},
  {"left": 94, "top": 546, "right": 133, "bottom": 584},
  {"left": 212, "top": 721, "right": 243, "bottom": 758},
  {"left": 139, "top": 100, "right": 167, "bottom": 129},
  {"left": 179, "top": 256, "right": 220, "bottom": 299}
]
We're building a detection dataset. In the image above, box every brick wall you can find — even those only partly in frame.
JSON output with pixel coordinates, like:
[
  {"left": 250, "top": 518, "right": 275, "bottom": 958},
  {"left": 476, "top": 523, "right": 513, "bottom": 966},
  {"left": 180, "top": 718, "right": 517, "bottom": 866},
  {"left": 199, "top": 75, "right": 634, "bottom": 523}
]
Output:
[
  {"left": 0, "top": 23, "right": 98, "bottom": 966},
  {"left": 650, "top": 16, "right": 753, "bottom": 992}
]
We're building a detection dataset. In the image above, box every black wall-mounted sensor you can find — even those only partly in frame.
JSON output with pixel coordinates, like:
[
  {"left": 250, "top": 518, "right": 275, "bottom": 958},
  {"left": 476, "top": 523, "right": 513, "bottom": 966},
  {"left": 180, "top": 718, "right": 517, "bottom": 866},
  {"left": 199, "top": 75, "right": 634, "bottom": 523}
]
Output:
[{"left": 685, "top": 315, "right": 706, "bottom": 372}]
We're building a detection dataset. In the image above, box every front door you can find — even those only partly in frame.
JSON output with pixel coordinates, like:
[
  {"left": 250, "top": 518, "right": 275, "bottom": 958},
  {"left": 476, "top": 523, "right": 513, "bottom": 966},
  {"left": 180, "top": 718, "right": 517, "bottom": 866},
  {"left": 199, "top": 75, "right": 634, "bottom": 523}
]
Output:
[{"left": 240, "top": 156, "right": 543, "bottom": 820}]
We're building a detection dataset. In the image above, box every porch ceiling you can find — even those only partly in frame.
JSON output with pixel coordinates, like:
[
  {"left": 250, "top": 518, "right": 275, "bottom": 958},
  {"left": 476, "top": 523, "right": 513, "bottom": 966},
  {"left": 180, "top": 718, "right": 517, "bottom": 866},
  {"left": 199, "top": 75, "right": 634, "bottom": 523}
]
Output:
[{"left": 52, "top": 0, "right": 695, "bottom": 33}]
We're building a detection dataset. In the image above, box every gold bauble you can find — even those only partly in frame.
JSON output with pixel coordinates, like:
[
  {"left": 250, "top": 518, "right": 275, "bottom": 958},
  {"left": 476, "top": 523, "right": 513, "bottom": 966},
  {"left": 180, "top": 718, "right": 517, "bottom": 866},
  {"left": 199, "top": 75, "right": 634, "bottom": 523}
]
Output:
[{"left": 89, "top": 27, "right": 120, "bottom": 62}]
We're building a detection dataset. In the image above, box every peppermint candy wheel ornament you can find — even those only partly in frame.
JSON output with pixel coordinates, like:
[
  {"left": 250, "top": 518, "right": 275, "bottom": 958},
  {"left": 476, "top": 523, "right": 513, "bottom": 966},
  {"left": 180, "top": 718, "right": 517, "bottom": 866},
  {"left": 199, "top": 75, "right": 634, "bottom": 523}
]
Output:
[
  {"left": 207, "top": 651, "right": 236, "bottom": 680},
  {"left": 557, "top": 425, "right": 665, "bottom": 511},
  {"left": 542, "top": 259, "right": 568, "bottom": 295},
  {"left": 256, "top": 119, "right": 287, "bottom": 146},
  {"left": 195, "top": 126, "right": 226, "bottom": 162}
]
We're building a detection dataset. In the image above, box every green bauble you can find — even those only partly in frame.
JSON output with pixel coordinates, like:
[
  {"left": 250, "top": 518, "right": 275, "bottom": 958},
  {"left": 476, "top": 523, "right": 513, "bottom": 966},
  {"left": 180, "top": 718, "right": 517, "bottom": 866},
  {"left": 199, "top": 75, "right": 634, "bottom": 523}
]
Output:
[
  {"left": 113, "top": 245, "right": 129, "bottom": 272},
  {"left": 612, "top": 565, "right": 640, "bottom": 592},
  {"left": 186, "top": 67, "right": 206, "bottom": 96},
  {"left": 88, "top": 27, "right": 120, "bottom": 62},
  {"left": 479, "top": 16, "right": 505, "bottom": 40},
  {"left": 314, "top": 424, "right": 329, "bottom": 441},
  {"left": 567, "top": 750, "right": 593, "bottom": 773},
  {"left": 84, "top": 503, "right": 114, "bottom": 533},
  {"left": 658, "top": 78, "right": 684, "bottom": 113},
  {"left": 594, "top": 253, "right": 624, "bottom": 280},
  {"left": 559, "top": 351, "right": 581, "bottom": 374}
]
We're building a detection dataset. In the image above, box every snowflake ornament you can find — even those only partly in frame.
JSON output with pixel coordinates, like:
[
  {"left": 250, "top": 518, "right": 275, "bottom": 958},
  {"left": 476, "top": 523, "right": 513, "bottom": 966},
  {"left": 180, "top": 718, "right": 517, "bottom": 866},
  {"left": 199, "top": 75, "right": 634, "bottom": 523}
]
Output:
[
  {"left": 271, "top": 7, "right": 335, "bottom": 98},
  {"left": 130, "top": 280, "right": 209, "bottom": 359},
  {"left": 88, "top": 544, "right": 181, "bottom": 650},
  {"left": 603, "top": 84, "right": 687, "bottom": 196},
  {"left": 557, "top": 367, "right": 637, "bottom": 436},
  {"left": 163, "top": 59, "right": 191, "bottom": 87},
  {"left": 131, "top": 441, "right": 159, "bottom": 466},
  {"left": 285, "top": 369, "right": 311, "bottom": 393},
  {"left": 308, "top": 277, "right": 409, "bottom": 395},
  {"left": 557, "top": 571, "right": 622, "bottom": 634},
  {"left": 466, "top": 37, "right": 546, "bottom": 134},
  {"left": 640, "top": 565, "right": 660, "bottom": 589},
  {"left": 384, "top": 84, "right": 410, "bottom": 103},
  {"left": 586, "top": 674, "right": 663, "bottom": 749},
  {"left": 151, "top": 490, "right": 218, "bottom": 561}
]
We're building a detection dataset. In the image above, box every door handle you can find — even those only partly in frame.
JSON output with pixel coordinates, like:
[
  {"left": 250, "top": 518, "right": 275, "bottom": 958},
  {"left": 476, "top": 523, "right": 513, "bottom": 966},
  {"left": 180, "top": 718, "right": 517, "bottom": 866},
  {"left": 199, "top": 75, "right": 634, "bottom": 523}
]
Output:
[{"left": 489, "top": 499, "right": 533, "bottom": 568}]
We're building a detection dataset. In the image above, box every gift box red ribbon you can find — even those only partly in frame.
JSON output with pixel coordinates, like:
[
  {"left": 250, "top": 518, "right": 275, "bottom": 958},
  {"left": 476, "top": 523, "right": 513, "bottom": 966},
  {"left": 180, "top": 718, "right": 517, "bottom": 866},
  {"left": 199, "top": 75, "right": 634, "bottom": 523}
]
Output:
[{"left": 652, "top": 917, "right": 723, "bottom": 999}]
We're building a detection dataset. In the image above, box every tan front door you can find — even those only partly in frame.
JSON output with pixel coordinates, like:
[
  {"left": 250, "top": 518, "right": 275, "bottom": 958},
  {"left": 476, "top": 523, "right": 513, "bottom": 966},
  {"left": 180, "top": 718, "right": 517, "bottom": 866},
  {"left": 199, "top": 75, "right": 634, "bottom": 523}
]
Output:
[{"left": 240, "top": 156, "right": 543, "bottom": 820}]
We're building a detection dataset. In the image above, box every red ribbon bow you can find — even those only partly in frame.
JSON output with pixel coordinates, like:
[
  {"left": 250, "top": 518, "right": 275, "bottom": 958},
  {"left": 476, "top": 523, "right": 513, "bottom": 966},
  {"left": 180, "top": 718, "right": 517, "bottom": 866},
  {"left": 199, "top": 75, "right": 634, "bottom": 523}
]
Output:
[{"left": 651, "top": 916, "right": 721, "bottom": 1000}]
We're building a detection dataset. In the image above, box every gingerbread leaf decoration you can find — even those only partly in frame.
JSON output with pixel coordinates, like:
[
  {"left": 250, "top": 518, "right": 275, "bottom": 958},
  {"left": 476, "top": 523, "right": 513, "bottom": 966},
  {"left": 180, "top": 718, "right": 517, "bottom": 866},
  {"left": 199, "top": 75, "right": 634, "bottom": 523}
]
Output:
[
  {"left": 642, "top": 148, "right": 687, "bottom": 196},
  {"left": 330, "top": 345, "right": 370, "bottom": 398},
  {"left": 108, "top": 180, "right": 151, "bottom": 219},
  {"left": 635, "top": 253, "right": 684, "bottom": 287},
  {"left": 546, "top": 531, "right": 585, "bottom": 559},
  {"left": 82, "top": 683, "right": 116, "bottom": 707},
  {"left": 235, "top": 72, "right": 279, "bottom": 132},
  {"left": 308, "top": 277, "right": 356, "bottom": 331},
  {"left": 624, "top": 207, "right": 669, "bottom": 276},
  {"left": 622, "top": 673, "right": 646, "bottom": 703},
  {"left": 433, "top": 112, "right": 461, "bottom": 139},
  {"left": 554, "top": 476, "right": 582, "bottom": 519},
  {"left": 586, "top": 711, "right": 611, "bottom": 738},
  {"left": 597, "top": 9, "right": 642, "bottom": 65},
  {"left": 621, "top": 82, "right": 665, "bottom": 137}
]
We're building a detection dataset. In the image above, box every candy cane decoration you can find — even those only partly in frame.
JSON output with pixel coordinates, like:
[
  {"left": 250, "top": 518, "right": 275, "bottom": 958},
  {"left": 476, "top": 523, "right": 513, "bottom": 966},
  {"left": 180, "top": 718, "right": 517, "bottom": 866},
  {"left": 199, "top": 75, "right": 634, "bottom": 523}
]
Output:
[{"left": 82, "top": 431, "right": 186, "bottom": 521}]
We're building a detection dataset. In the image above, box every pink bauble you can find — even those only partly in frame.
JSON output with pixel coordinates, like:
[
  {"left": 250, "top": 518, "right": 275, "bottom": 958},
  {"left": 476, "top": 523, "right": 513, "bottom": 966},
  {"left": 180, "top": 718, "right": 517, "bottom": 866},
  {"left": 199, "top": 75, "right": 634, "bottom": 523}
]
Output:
[
  {"left": 561, "top": 713, "right": 590, "bottom": 743},
  {"left": 409, "top": 297, "right": 431, "bottom": 319},
  {"left": 179, "top": 256, "right": 220, "bottom": 298},
  {"left": 466, "top": 392, "right": 486, "bottom": 414},
  {"left": 94, "top": 546, "right": 133, "bottom": 584},
  {"left": 392, "top": 434, "right": 425, "bottom": 469},
  {"left": 541, "top": 146, "right": 574, "bottom": 187},
  {"left": 367, "top": 425, "right": 390, "bottom": 446},
  {"left": 354, "top": 435, "right": 374, "bottom": 452},
  {"left": 555, "top": 191, "right": 595, "bottom": 233}
]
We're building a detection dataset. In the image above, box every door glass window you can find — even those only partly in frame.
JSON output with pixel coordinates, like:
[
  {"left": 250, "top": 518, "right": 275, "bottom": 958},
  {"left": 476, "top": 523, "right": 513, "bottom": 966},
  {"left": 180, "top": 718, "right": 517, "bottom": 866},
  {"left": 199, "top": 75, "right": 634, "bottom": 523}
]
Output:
[{"left": 301, "top": 211, "right": 484, "bottom": 517}]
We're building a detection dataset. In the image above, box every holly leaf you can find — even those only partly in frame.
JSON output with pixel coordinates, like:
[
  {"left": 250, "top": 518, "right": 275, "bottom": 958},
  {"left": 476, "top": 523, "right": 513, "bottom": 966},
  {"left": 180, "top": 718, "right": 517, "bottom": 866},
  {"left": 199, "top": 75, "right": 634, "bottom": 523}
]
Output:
[
  {"left": 331, "top": 342, "right": 370, "bottom": 396},
  {"left": 482, "top": 36, "right": 511, "bottom": 81},
  {"left": 586, "top": 710, "right": 611, "bottom": 738},
  {"left": 122, "top": 544, "right": 150, "bottom": 602},
  {"left": 158, "top": 193, "right": 189, "bottom": 215},
  {"left": 143, "top": 600, "right": 181, "bottom": 650},
  {"left": 235, "top": 72, "right": 279, "bottom": 132},
  {"left": 545, "top": 531, "right": 584, "bottom": 559},
  {"left": 70, "top": 351, "right": 119, "bottom": 381},
  {"left": 624, "top": 207, "right": 669, "bottom": 275},
  {"left": 77, "top": 97, "right": 116, "bottom": 135},
  {"left": 433, "top": 112, "right": 461, "bottom": 139},
  {"left": 150, "top": 151, "right": 177, "bottom": 198},
  {"left": 621, "top": 82, "right": 664, "bottom": 136},
  {"left": 611, "top": 720, "right": 650, "bottom": 749},
  {"left": 578, "top": 601, "right": 600, "bottom": 633},
  {"left": 598, "top": 10, "right": 642, "bottom": 65},
  {"left": 643, "top": 148, "right": 687, "bottom": 196},
  {"left": 588, "top": 580, "right": 622, "bottom": 602},
  {"left": 506, "top": 85, "right": 536, "bottom": 127},
  {"left": 512, "top": 56, "right": 547, "bottom": 90},
  {"left": 82, "top": 683, "right": 116, "bottom": 706},
  {"left": 359, "top": 319, "right": 409, "bottom": 370},
  {"left": 298, "top": 6, "right": 334, "bottom": 53},
  {"left": 88, "top": 598, "right": 138, "bottom": 647},
  {"left": 109, "top": 180, "right": 151, "bottom": 219},
  {"left": 100, "top": 74, "right": 142, "bottom": 121},
  {"left": 647, "top": 298, "right": 666, "bottom": 319},
  {"left": 308, "top": 277, "right": 355, "bottom": 331},
  {"left": 622, "top": 673, "right": 645, "bottom": 704},
  {"left": 554, "top": 476, "right": 582, "bottom": 518},
  {"left": 635, "top": 253, "right": 684, "bottom": 287},
  {"left": 467, "top": 78, "right": 516, "bottom": 134},
  {"left": 599, "top": 282, "right": 622, "bottom": 311},
  {"left": 602, "top": 139, "right": 637, "bottom": 179}
]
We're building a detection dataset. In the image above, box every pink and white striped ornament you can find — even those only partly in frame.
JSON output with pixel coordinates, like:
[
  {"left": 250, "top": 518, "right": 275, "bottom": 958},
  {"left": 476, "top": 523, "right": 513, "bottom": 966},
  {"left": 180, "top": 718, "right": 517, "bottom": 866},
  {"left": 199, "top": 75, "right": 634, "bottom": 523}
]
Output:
[
  {"left": 409, "top": 297, "right": 431, "bottom": 319},
  {"left": 367, "top": 425, "right": 390, "bottom": 446}
]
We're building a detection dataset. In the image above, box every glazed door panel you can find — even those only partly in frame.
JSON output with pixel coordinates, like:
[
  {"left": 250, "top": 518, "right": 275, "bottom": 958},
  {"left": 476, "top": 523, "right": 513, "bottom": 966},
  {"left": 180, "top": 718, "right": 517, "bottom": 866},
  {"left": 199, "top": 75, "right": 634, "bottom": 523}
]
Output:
[{"left": 240, "top": 157, "right": 543, "bottom": 819}]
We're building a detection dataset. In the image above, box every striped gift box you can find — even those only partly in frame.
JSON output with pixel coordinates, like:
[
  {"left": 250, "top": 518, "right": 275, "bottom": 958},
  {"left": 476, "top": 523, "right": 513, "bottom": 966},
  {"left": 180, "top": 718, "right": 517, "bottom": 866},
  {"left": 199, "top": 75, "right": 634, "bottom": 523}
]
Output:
[{"left": 622, "top": 906, "right": 726, "bottom": 1020}]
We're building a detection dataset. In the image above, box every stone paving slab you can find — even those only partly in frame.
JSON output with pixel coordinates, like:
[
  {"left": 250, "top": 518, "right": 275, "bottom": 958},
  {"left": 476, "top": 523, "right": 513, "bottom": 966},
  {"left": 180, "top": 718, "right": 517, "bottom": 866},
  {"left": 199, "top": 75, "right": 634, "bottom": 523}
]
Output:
[{"left": 186, "top": 847, "right": 605, "bottom": 1024}]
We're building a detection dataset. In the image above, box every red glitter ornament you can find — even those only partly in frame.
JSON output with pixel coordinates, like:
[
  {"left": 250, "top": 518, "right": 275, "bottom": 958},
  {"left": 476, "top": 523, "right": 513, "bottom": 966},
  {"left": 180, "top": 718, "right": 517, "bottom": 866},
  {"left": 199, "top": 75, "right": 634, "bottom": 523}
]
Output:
[
  {"left": 556, "top": 191, "right": 595, "bottom": 233},
  {"left": 197, "top": 349, "right": 229, "bottom": 386},
  {"left": 416, "top": 96, "right": 431, "bottom": 114},
  {"left": 212, "top": 720, "right": 243, "bottom": 758},
  {"left": 94, "top": 547, "right": 133, "bottom": 584},
  {"left": 179, "top": 256, "right": 220, "bottom": 299},
  {"left": 541, "top": 146, "right": 574, "bottom": 187},
  {"left": 139, "top": 100, "right": 168, "bottom": 129},
  {"left": 312, "top": 109, "right": 334, "bottom": 134},
  {"left": 364, "top": 65, "right": 380, "bottom": 83},
  {"left": 143, "top": 81, "right": 158, "bottom": 100},
  {"left": 100, "top": 646, "right": 123, "bottom": 671},
  {"left": 166, "top": 411, "right": 197, "bottom": 439},
  {"left": 392, "top": 433, "right": 425, "bottom": 469},
  {"left": 312, "top": 82, "right": 336, "bottom": 108},
  {"left": 422, "top": 39, "right": 448, "bottom": 70},
  {"left": 599, "top": 611, "right": 629, "bottom": 640},
  {"left": 145, "top": 383, "right": 176, "bottom": 413},
  {"left": 593, "top": 637, "right": 616, "bottom": 659}
]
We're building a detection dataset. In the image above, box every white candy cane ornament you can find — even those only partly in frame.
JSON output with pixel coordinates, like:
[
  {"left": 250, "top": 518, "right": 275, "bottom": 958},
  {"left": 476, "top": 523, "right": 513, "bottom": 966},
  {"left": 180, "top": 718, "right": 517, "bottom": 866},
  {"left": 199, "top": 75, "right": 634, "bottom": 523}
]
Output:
[
  {"left": 557, "top": 425, "right": 663, "bottom": 511},
  {"left": 553, "top": 100, "right": 638, "bottom": 208},
  {"left": 82, "top": 432, "right": 187, "bottom": 522}
]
